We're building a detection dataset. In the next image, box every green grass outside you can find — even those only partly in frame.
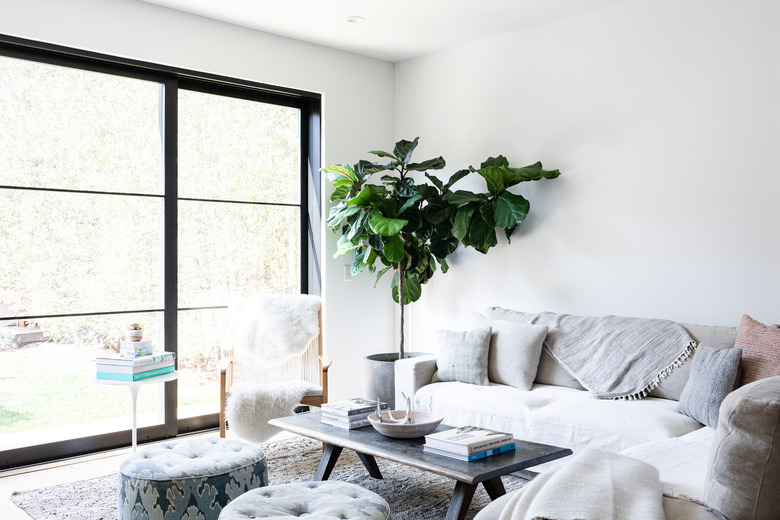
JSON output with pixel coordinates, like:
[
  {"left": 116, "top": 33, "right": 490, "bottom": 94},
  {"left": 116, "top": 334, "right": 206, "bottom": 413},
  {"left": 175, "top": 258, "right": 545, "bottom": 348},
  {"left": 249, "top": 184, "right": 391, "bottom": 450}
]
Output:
[{"left": 0, "top": 342, "right": 216, "bottom": 435}]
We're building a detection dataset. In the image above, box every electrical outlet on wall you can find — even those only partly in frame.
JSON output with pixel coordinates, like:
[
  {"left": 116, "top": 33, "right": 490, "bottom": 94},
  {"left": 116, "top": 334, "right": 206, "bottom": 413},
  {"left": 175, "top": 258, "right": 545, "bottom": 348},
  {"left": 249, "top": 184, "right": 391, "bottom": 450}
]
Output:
[{"left": 343, "top": 265, "right": 353, "bottom": 282}]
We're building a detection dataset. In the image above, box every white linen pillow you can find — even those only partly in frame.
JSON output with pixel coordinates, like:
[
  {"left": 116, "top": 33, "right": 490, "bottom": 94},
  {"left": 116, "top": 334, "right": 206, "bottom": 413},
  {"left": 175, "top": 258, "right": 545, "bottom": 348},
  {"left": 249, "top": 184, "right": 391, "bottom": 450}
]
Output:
[
  {"left": 432, "top": 326, "right": 492, "bottom": 386},
  {"left": 473, "top": 313, "right": 548, "bottom": 391}
]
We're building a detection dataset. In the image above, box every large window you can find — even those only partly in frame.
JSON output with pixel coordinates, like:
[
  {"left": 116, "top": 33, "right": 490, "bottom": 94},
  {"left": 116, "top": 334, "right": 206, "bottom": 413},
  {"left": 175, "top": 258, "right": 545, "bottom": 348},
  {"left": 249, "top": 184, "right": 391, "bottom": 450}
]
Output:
[{"left": 0, "top": 36, "right": 320, "bottom": 469}]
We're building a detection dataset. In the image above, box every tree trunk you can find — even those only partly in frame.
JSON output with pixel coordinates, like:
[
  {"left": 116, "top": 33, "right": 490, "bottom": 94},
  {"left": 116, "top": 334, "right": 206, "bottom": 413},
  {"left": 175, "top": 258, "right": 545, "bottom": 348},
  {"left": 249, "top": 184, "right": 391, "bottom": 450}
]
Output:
[{"left": 398, "top": 263, "right": 405, "bottom": 360}]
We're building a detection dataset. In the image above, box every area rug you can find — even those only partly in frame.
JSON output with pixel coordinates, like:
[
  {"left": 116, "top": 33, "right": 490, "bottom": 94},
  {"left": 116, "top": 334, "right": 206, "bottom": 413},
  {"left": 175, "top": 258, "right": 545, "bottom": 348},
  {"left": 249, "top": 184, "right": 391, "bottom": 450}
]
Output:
[{"left": 11, "top": 435, "right": 528, "bottom": 520}]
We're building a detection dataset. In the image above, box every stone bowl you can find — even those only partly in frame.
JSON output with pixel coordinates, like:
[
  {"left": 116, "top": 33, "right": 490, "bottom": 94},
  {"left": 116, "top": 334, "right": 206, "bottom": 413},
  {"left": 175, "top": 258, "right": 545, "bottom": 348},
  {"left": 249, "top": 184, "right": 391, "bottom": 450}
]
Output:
[{"left": 367, "top": 410, "right": 444, "bottom": 438}]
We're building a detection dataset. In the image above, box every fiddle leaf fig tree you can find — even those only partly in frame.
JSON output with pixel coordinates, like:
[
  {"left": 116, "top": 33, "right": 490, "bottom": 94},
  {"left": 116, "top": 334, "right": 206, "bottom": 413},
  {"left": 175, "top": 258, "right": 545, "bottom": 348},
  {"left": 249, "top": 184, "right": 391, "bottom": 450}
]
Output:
[{"left": 325, "top": 137, "right": 560, "bottom": 359}]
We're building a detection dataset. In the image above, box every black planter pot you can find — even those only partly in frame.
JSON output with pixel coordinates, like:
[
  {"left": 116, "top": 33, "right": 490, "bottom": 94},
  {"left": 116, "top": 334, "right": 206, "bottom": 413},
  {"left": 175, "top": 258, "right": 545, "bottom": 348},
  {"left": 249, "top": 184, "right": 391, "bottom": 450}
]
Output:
[{"left": 364, "top": 352, "right": 429, "bottom": 409}]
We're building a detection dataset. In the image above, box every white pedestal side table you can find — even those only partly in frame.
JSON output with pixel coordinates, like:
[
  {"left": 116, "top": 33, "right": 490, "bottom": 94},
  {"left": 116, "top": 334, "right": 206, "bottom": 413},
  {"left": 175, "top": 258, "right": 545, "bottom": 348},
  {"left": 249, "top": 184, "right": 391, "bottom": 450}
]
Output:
[{"left": 95, "top": 371, "right": 178, "bottom": 451}]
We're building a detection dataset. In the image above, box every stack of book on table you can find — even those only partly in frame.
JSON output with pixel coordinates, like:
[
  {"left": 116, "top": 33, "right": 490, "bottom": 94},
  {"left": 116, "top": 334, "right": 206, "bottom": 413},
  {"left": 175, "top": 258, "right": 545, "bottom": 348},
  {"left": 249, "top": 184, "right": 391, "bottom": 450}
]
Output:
[
  {"left": 96, "top": 351, "right": 176, "bottom": 381},
  {"left": 320, "top": 398, "right": 390, "bottom": 429},
  {"left": 424, "top": 425, "right": 515, "bottom": 461}
]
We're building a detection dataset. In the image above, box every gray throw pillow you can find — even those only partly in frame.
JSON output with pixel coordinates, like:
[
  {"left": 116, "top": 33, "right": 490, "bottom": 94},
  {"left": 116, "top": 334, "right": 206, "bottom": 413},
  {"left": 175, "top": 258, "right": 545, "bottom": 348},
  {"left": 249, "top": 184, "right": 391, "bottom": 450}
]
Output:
[
  {"left": 703, "top": 376, "right": 780, "bottom": 520},
  {"left": 677, "top": 344, "right": 742, "bottom": 429},
  {"left": 433, "top": 327, "right": 492, "bottom": 386},
  {"left": 472, "top": 313, "right": 548, "bottom": 390}
]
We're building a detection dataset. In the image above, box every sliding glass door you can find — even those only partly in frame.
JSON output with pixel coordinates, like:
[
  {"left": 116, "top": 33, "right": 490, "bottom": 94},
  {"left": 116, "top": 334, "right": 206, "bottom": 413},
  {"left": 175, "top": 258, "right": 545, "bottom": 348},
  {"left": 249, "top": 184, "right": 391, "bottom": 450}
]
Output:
[{"left": 0, "top": 37, "right": 320, "bottom": 469}]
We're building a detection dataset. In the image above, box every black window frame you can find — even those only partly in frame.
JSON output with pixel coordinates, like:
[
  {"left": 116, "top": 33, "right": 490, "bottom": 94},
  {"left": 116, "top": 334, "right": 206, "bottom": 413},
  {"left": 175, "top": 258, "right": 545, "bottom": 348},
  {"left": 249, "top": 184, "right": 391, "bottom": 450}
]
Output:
[{"left": 0, "top": 34, "right": 321, "bottom": 470}]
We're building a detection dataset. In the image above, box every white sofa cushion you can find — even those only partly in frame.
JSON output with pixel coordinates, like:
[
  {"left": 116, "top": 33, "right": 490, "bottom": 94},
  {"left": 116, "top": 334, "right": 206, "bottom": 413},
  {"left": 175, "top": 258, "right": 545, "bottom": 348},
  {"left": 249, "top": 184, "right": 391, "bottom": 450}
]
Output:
[
  {"left": 413, "top": 382, "right": 703, "bottom": 454},
  {"left": 620, "top": 426, "right": 715, "bottom": 502},
  {"left": 472, "top": 313, "right": 548, "bottom": 390}
]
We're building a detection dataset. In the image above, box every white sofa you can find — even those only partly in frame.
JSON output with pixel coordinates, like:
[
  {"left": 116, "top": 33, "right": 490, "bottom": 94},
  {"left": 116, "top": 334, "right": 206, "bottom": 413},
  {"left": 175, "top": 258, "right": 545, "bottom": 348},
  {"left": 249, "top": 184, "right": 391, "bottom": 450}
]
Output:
[{"left": 394, "top": 307, "right": 748, "bottom": 518}]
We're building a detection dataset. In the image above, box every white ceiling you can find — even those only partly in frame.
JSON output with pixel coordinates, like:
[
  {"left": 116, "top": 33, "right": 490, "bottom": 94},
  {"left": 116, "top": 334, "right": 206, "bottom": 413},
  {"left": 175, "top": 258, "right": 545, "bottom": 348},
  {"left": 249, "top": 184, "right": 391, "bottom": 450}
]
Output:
[{"left": 140, "top": 0, "right": 629, "bottom": 62}]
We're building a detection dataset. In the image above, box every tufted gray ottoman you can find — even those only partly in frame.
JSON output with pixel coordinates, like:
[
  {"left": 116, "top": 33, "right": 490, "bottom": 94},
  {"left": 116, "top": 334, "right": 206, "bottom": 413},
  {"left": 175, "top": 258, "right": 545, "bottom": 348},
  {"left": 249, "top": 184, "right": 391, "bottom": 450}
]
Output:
[
  {"left": 218, "top": 481, "right": 391, "bottom": 520},
  {"left": 119, "top": 437, "right": 268, "bottom": 520}
]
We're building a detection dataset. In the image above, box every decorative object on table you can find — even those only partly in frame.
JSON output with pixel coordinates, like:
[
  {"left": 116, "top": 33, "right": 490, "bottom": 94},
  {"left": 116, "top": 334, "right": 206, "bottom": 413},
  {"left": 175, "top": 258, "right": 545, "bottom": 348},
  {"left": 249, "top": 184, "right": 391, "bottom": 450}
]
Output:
[
  {"left": 367, "top": 393, "right": 443, "bottom": 438},
  {"left": 219, "top": 293, "right": 331, "bottom": 441},
  {"left": 95, "top": 351, "right": 175, "bottom": 381},
  {"left": 126, "top": 323, "right": 143, "bottom": 342},
  {"left": 118, "top": 437, "right": 268, "bottom": 520},
  {"left": 119, "top": 339, "right": 153, "bottom": 358},
  {"left": 320, "top": 397, "right": 389, "bottom": 430},
  {"left": 367, "top": 410, "right": 444, "bottom": 439},
  {"left": 325, "top": 137, "right": 560, "bottom": 404},
  {"left": 424, "top": 425, "right": 513, "bottom": 455}
]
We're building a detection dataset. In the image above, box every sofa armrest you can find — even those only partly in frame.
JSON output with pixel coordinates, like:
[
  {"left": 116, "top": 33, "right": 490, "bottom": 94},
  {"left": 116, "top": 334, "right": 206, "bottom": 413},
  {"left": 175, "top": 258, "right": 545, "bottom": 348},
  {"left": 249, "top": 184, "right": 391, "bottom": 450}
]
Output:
[{"left": 394, "top": 355, "right": 437, "bottom": 408}]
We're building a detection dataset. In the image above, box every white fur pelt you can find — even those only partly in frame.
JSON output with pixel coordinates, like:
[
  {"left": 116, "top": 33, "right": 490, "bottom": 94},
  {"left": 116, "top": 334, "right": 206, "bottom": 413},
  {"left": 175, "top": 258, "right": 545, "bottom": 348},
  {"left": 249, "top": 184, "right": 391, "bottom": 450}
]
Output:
[
  {"left": 230, "top": 294, "right": 321, "bottom": 365},
  {"left": 226, "top": 380, "right": 318, "bottom": 443}
]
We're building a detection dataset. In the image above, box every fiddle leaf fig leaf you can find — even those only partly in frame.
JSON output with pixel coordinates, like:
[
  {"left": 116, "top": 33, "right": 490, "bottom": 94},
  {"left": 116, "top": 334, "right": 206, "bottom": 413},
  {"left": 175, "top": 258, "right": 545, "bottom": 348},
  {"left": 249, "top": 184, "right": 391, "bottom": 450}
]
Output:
[
  {"left": 334, "top": 234, "right": 359, "bottom": 257},
  {"left": 505, "top": 161, "right": 561, "bottom": 187},
  {"left": 494, "top": 191, "right": 530, "bottom": 229},
  {"left": 326, "top": 203, "right": 361, "bottom": 230},
  {"left": 444, "top": 190, "right": 488, "bottom": 205},
  {"left": 477, "top": 166, "right": 505, "bottom": 196},
  {"left": 369, "top": 216, "right": 407, "bottom": 236},
  {"left": 345, "top": 186, "right": 371, "bottom": 206},
  {"left": 407, "top": 156, "right": 446, "bottom": 172},
  {"left": 383, "top": 235, "right": 405, "bottom": 263},
  {"left": 443, "top": 169, "right": 470, "bottom": 192},
  {"left": 468, "top": 211, "right": 498, "bottom": 254},
  {"left": 397, "top": 194, "right": 422, "bottom": 215},
  {"left": 480, "top": 155, "right": 510, "bottom": 169},
  {"left": 369, "top": 150, "right": 398, "bottom": 160},
  {"left": 393, "top": 137, "right": 419, "bottom": 164},
  {"left": 330, "top": 184, "right": 350, "bottom": 202},
  {"left": 391, "top": 271, "right": 422, "bottom": 304},
  {"left": 424, "top": 173, "right": 444, "bottom": 191},
  {"left": 323, "top": 163, "right": 356, "bottom": 183},
  {"left": 452, "top": 205, "right": 476, "bottom": 241}
]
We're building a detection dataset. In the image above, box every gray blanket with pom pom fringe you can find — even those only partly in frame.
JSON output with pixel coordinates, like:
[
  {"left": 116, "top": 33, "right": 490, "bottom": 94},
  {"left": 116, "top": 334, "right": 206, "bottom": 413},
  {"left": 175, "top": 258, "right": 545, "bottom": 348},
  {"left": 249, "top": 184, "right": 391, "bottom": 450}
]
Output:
[{"left": 528, "top": 312, "right": 695, "bottom": 400}]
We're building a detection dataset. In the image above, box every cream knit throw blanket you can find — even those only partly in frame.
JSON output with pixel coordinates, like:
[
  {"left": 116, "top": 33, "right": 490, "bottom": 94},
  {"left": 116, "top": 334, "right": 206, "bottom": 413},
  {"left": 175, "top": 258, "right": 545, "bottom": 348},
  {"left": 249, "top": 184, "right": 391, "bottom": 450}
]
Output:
[
  {"left": 499, "top": 447, "right": 664, "bottom": 520},
  {"left": 529, "top": 312, "right": 695, "bottom": 399}
]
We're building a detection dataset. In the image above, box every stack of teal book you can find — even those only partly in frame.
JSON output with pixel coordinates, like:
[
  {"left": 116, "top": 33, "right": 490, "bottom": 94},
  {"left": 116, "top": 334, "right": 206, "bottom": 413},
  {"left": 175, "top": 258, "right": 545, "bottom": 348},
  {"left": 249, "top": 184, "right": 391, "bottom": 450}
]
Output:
[
  {"left": 423, "top": 425, "right": 515, "bottom": 461},
  {"left": 96, "top": 351, "right": 176, "bottom": 381}
]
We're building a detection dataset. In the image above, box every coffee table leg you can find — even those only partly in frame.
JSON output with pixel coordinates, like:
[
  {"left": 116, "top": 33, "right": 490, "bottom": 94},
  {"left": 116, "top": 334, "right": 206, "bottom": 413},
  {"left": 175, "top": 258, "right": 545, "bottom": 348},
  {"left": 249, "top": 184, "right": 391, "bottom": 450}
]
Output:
[
  {"left": 445, "top": 481, "right": 477, "bottom": 520},
  {"left": 481, "top": 476, "right": 506, "bottom": 500},
  {"left": 314, "top": 443, "right": 343, "bottom": 481},
  {"left": 356, "top": 452, "right": 384, "bottom": 479}
]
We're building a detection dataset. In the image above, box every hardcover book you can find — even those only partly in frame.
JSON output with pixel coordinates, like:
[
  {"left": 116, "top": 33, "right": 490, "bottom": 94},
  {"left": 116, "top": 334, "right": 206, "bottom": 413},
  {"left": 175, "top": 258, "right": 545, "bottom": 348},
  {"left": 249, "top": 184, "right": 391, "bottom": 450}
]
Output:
[
  {"left": 95, "top": 359, "right": 174, "bottom": 374},
  {"left": 321, "top": 410, "right": 374, "bottom": 423},
  {"left": 96, "top": 365, "right": 175, "bottom": 381},
  {"left": 320, "top": 398, "right": 388, "bottom": 416},
  {"left": 95, "top": 351, "right": 175, "bottom": 367},
  {"left": 424, "top": 426, "right": 513, "bottom": 455},
  {"left": 321, "top": 417, "right": 372, "bottom": 430},
  {"left": 423, "top": 442, "right": 516, "bottom": 461}
]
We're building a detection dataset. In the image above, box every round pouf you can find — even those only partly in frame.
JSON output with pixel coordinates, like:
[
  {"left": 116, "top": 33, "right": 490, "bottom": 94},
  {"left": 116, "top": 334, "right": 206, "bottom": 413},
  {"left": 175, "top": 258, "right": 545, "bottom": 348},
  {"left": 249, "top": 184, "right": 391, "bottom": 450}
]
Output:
[
  {"left": 218, "top": 481, "right": 391, "bottom": 520},
  {"left": 119, "top": 437, "right": 268, "bottom": 520}
]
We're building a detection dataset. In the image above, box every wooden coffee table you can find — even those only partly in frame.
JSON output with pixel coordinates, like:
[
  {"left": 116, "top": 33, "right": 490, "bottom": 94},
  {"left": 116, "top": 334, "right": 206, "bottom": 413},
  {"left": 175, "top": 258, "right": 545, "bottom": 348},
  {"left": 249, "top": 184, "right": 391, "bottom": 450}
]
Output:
[{"left": 268, "top": 411, "right": 572, "bottom": 520}]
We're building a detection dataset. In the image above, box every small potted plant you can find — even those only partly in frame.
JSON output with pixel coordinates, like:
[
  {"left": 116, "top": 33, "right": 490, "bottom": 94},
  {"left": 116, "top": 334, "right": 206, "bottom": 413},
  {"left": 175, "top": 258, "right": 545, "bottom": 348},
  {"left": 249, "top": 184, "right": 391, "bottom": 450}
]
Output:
[{"left": 127, "top": 323, "right": 143, "bottom": 342}]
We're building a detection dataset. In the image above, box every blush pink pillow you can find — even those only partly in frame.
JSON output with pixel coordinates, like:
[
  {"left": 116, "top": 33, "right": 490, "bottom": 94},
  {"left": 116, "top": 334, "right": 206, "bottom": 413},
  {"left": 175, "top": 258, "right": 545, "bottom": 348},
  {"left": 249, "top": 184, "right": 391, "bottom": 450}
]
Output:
[{"left": 735, "top": 314, "right": 780, "bottom": 385}]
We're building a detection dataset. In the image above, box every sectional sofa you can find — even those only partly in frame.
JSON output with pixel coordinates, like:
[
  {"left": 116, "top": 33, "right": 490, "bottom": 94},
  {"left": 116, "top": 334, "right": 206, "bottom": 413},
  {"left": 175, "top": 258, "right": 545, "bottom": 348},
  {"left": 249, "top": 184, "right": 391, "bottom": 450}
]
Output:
[{"left": 395, "top": 307, "right": 780, "bottom": 519}]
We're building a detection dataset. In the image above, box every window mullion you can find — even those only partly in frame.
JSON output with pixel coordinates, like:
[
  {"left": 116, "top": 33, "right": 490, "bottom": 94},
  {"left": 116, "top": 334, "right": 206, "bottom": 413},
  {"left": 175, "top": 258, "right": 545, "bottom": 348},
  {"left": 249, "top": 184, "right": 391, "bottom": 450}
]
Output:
[{"left": 162, "top": 79, "right": 178, "bottom": 438}]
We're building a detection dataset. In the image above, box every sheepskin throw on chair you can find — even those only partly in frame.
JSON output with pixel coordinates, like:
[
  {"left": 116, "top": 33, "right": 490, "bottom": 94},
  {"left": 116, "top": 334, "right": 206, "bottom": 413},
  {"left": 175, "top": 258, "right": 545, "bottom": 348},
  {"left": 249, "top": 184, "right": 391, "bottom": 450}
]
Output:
[{"left": 225, "top": 293, "right": 322, "bottom": 443}]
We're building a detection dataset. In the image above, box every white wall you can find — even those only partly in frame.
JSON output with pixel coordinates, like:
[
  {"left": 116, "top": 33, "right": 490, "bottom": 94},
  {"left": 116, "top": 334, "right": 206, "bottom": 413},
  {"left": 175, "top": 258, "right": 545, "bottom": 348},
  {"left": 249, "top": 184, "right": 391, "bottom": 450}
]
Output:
[
  {"left": 396, "top": 0, "right": 780, "bottom": 352},
  {"left": 0, "top": 0, "right": 396, "bottom": 401}
]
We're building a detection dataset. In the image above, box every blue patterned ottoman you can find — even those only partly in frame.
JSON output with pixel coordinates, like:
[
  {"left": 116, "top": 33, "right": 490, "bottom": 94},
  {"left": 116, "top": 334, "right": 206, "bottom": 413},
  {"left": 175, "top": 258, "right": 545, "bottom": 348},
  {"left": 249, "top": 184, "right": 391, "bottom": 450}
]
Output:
[
  {"left": 218, "top": 481, "right": 391, "bottom": 520},
  {"left": 119, "top": 437, "right": 268, "bottom": 520}
]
